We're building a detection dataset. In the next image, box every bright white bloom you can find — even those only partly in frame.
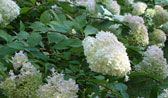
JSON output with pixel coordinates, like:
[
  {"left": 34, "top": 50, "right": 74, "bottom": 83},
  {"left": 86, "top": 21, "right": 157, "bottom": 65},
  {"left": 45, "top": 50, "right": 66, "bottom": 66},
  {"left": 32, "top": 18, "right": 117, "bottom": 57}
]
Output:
[
  {"left": 0, "top": 0, "right": 20, "bottom": 26},
  {"left": 37, "top": 68, "right": 79, "bottom": 98},
  {"left": 132, "top": 2, "right": 147, "bottom": 15},
  {"left": 76, "top": 0, "right": 96, "bottom": 12},
  {"left": 11, "top": 51, "right": 28, "bottom": 70},
  {"left": 82, "top": 31, "right": 131, "bottom": 77},
  {"left": 136, "top": 45, "right": 168, "bottom": 80},
  {"left": 104, "top": 0, "right": 120, "bottom": 15},
  {"left": 158, "top": 89, "right": 168, "bottom": 98},
  {"left": 124, "top": 14, "right": 149, "bottom": 46},
  {"left": 150, "top": 29, "right": 166, "bottom": 47}
]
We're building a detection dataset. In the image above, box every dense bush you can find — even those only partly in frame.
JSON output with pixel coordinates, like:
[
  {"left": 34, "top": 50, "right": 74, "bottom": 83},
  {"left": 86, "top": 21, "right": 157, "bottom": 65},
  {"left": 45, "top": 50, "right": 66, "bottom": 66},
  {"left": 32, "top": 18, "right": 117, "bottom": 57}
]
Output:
[{"left": 1, "top": 0, "right": 168, "bottom": 98}]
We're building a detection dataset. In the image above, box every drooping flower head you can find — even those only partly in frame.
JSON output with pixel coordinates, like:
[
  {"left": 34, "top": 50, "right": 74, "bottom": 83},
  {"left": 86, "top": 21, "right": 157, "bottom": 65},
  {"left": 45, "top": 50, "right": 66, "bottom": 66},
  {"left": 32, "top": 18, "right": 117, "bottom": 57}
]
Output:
[
  {"left": 0, "top": 0, "right": 20, "bottom": 26},
  {"left": 82, "top": 31, "right": 131, "bottom": 77},
  {"left": 37, "top": 68, "right": 79, "bottom": 98},
  {"left": 135, "top": 45, "right": 168, "bottom": 80},
  {"left": 132, "top": 2, "right": 147, "bottom": 15}
]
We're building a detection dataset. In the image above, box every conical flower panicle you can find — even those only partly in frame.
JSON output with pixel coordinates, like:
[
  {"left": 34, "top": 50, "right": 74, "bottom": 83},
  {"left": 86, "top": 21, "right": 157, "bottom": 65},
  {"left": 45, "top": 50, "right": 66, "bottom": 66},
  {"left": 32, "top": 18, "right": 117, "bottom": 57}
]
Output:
[{"left": 83, "top": 31, "right": 131, "bottom": 77}]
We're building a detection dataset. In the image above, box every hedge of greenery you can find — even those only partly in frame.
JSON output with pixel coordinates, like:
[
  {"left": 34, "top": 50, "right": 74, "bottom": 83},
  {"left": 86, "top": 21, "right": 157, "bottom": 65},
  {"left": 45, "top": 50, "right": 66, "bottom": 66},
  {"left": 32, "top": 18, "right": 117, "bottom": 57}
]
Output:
[{"left": 1, "top": 0, "right": 168, "bottom": 98}]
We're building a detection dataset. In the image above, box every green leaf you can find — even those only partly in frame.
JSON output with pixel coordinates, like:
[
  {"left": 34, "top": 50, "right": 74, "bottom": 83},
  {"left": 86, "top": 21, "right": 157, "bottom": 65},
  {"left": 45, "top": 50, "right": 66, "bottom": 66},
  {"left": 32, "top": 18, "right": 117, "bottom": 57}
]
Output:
[
  {"left": 40, "top": 10, "right": 53, "bottom": 24},
  {"left": 0, "top": 30, "right": 13, "bottom": 43},
  {"left": 21, "top": 7, "right": 31, "bottom": 14},
  {"left": 53, "top": 38, "right": 82, "bottom": 50},
  {"left": 47, "top": 32, "right": 67, "bottom": 43},
  {"left": 29, "top": 21, "right": 49, "bottom": 33},
  {"left": 114, "top": 83, "right": 127, "bottom": 92},
  {"left": 94, "top": 75, "right": 105, "bottom": 80},
  {"left": 27, "top": 32, "right": 42, "bottom": 47},
  {"left": 7, "top": 41, "right": 25, "bottom": 50},
  {"left": 20, "top": 21, "right": 25, "bottom": 31},
  {"left": 17, "top": 31, "right": 30, "bottom": 40},
  {"left": 68, "top": 39, "right": 82, "bottom": 48},
  {"left": 49, "top": 21, "right": 73, "bottom": 33},
  {"left": 73, "top": 15, "right": 87, "bottom": 30},
  {"left": 84, "top": 25, "right": 98, "bottom": 36},
  {"left": 30, "top": 0, "right": 36, "bottom": 4}
]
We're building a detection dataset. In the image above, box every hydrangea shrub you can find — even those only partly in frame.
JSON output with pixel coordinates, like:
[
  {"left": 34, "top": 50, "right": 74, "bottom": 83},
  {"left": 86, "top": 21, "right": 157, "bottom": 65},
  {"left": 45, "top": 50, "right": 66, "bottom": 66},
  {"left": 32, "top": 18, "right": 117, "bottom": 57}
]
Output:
[{"left": 0, "top": 0, "right": 168, "bottom": 98}]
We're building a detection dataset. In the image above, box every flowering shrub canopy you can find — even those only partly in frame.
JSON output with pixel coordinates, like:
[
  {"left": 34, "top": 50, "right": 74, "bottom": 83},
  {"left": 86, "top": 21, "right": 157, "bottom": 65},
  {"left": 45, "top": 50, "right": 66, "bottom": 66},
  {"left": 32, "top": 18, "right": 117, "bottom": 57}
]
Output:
[{"left": 0, "top": 0, "right": 168, "bottom": 98}]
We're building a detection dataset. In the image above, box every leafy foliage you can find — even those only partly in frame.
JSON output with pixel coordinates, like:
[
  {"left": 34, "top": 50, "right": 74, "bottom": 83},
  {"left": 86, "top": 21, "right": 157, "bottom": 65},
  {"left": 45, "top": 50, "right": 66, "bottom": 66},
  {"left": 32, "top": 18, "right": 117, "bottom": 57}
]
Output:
[{"left": 0, "top": 0, "right": 168, "bottom": 98}]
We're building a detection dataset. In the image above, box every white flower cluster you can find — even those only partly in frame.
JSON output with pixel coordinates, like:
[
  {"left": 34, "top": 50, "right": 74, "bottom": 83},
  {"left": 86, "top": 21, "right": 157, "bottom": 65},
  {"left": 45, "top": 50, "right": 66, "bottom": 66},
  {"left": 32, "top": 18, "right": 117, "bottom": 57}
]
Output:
[
  {"left": 124, "top": 14, "right": 149, "bottom": 46},
  {"left": 136, "top": 45, "right": 168, "bottom": 80},
  {"left": 1, "top": 51, "right": 79, "bottom": 98},
  {"left": 132, "top": 2, "right": 147, "bottom": 15},
  {"left": 124, "top": 14, "right": 145, "bottom": 27},
  {"left": 82, "top": 31, "right": 131, "bottom": 77},
  {"left": 10, "top": 51, "right": 39, "bottom": 79},
  {"left": 154, "top": 5, "right": 168, "bottom": 27},
  {"left": 149, "top": 29, "right": 166, "bottom": 47},
  {"left": 0, "top": 51, "right": 42, "bottom": 98},
  {"left": 37, "top": 68, "right": 79, "bottom": 98},
  {"left": 0, "top": 0, "right": 20, "bottom": 26},
  {"left": 75, "top": 0, "right": 96, "bottom": 13},
  {"left": 103, "top": 0, "right": 120, "bottom": 15},
  {"left": 158, "top": 89, "right": 168, "bottom": 98},
  {"left": 11, "top": 51, "right": 28, "bottom": 70},
  {"left": 145, "top": 8, "right": 155, "bottom": 17}
]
